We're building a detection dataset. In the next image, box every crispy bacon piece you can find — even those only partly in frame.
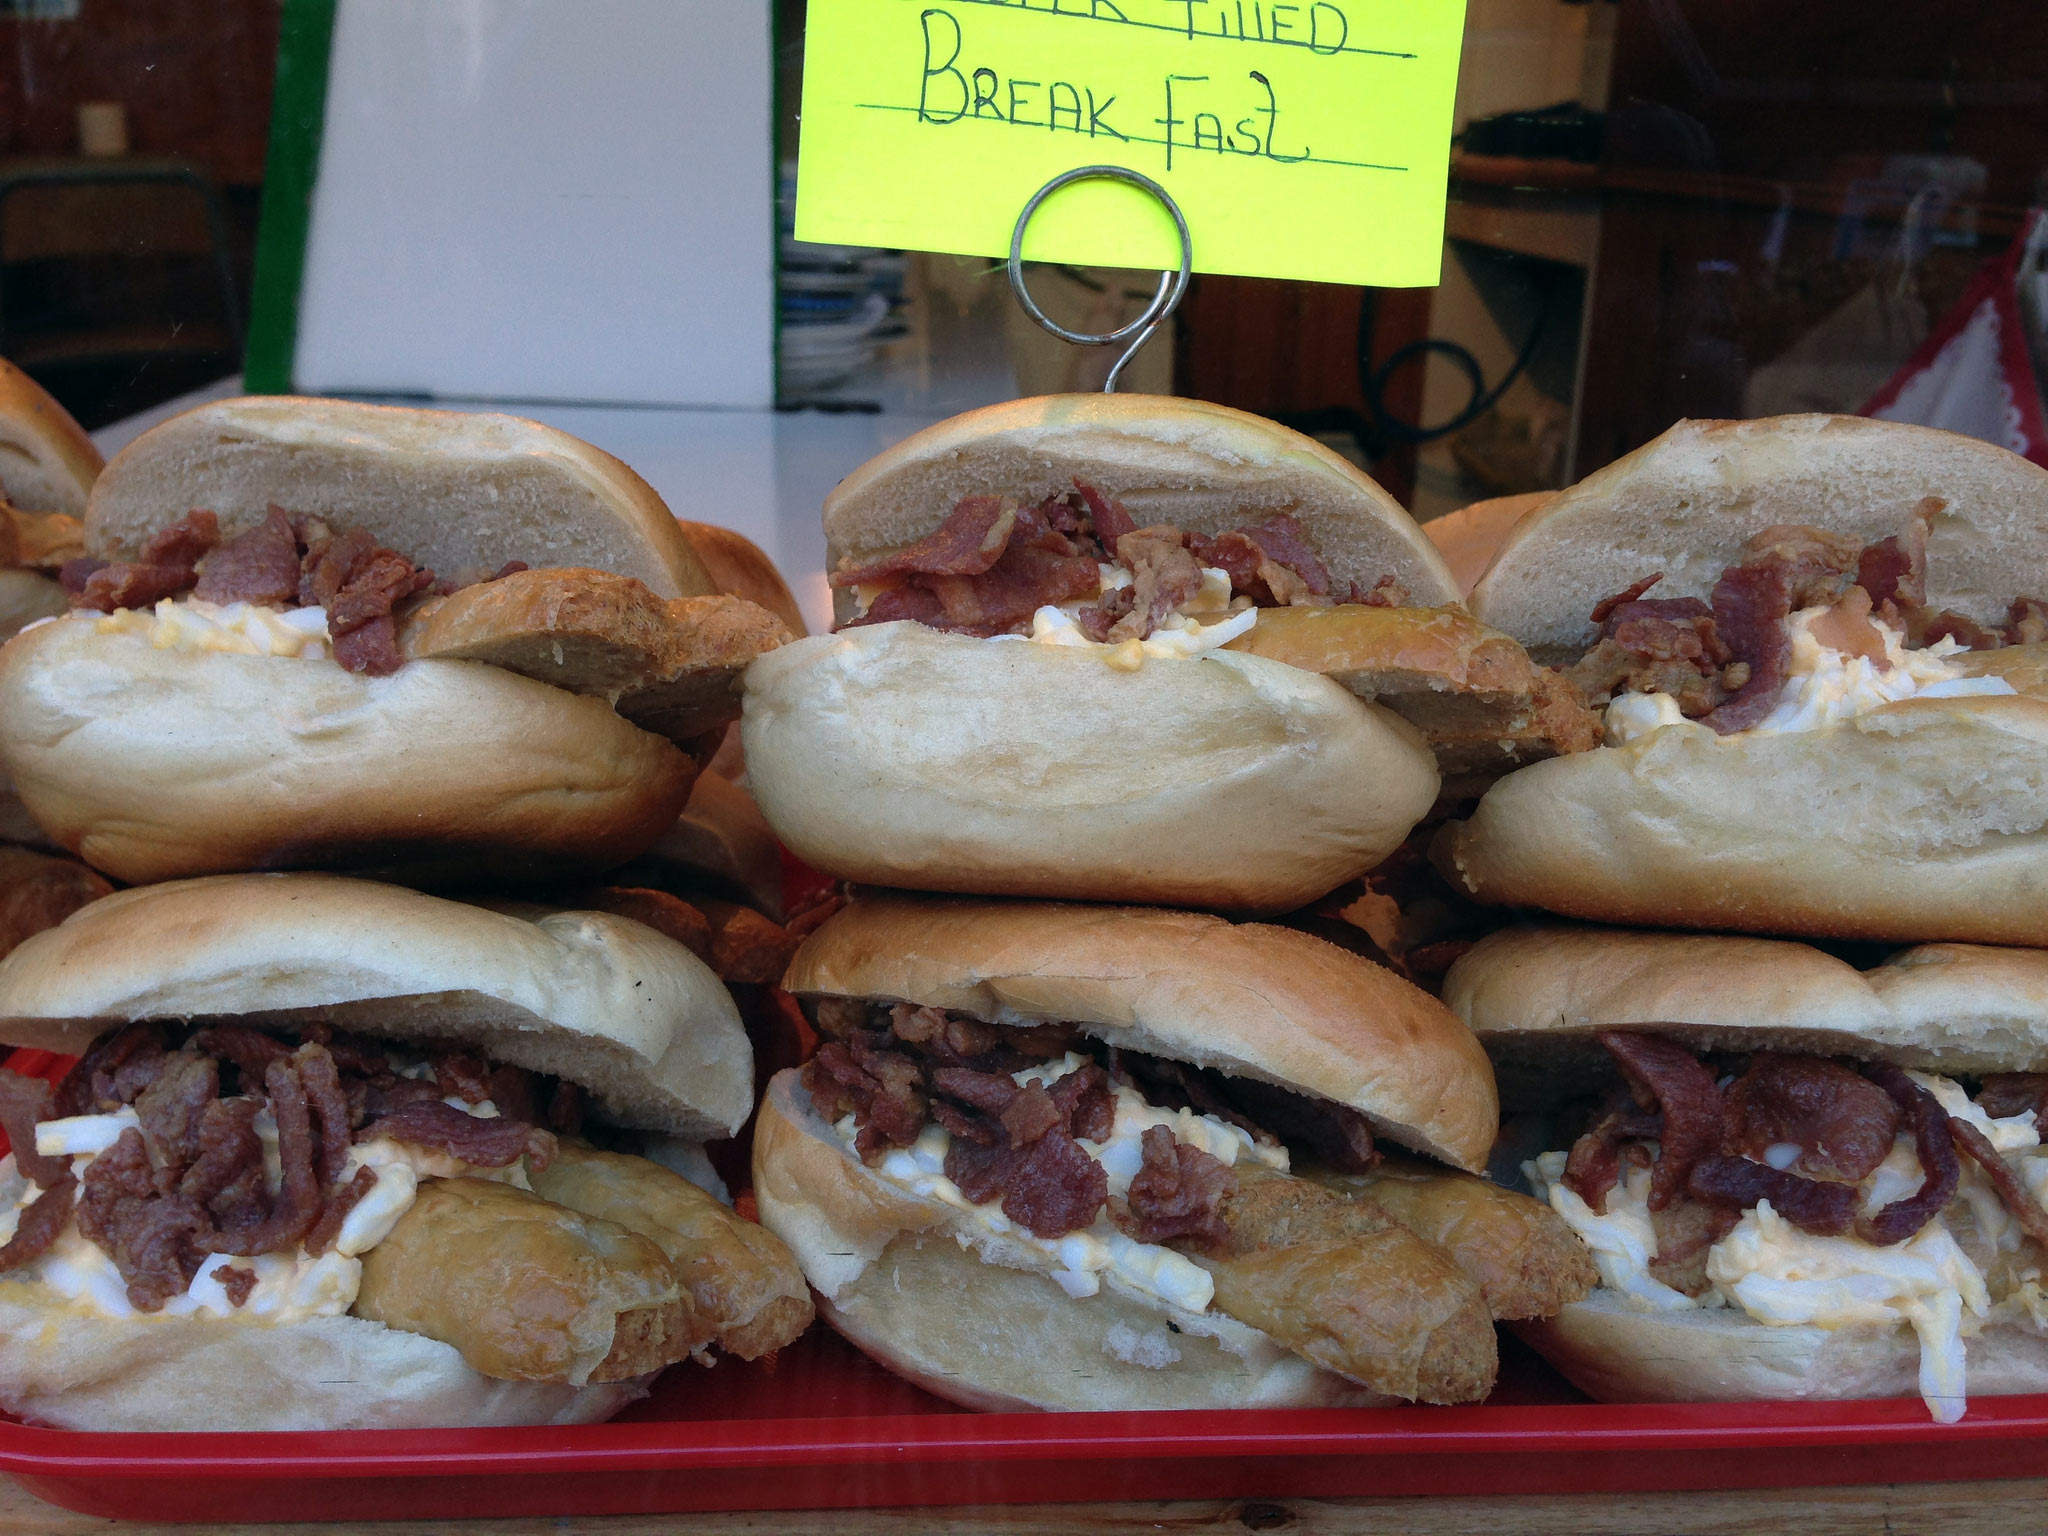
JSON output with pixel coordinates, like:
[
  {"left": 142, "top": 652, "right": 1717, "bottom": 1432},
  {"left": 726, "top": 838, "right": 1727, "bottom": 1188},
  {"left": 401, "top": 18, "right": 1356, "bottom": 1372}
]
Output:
[
  {"left": 193, "top": 505, "right": 301, "bottom": 606},
  {"left": 831, "top": 496, "right": 1023, "bottom": 586},
  {"left": 1073, "top": 480, "right": 1137, "bottom": 546},
  {"left": 1116, "top": 1124, "right": 1237, "bottom": 1247},
  {"left": 1222, "top": 1077, "right": 1377, "bottom": 1173},
  {"left": 0, "top": 1174, "right": 75, "bottom": 1272},
  {"left": 188, "top": 1025, "right": 292, "bottom": 1094},
  {"left": 211, "top": 1053, "right": 326, "bottom": 1256},
  {"left": 1686, "top": 1153, "right": 1859, "bottom": 1235},
  {"left": 944, "top": 1125, "right": 1106, "bottom": 1239},
  {"left": 357, "top": 1099, "right": 557, "bottom": 1172},
  {"left": 1700, "top": 561, "right": 1793, "bottom": 733},
  {"left": 1596, "top": 1031, "right": 1724, "bottom": 1210},
  {"left": 1106, "top": 527, "right": 1204, "bottom": 642},
  {"left": 58, "top": 556, "right": 107, "bottom": 595},
  {"left": 1950, "top": 1116, "right": 2048, "bottom": 1249},
  {"left": 1560, "top": 1086, "right": 1662, "bottom": 1212},
  {"left": 134, "top": 1052, "right": 221, "bottom": 1180},
  {"left": 77, "top": 1128, "right": 212, "bottom": 1310},
  {"left": 1741, "top": 524, "right": 1863, "bottom": 608},
  {"left": 304, "top": 1164, "right": 380, "bottom": 1257},
  {"left": 1646, "top": 1194, "right": 1740, "bottom": 1295},
  {"left": 72, "top": 511, "right": 220, "bottom": 613},
  {"left": 2006, "top": 597, "right": 2048, "bottom": 646},
  {"left": 0, "top": 1071, "right": 70, "bottom": 1188},
  {"left": 1724, "top": 1053, "right": 1901, "bottom": 1183},
  {"left": 1049, "top": 1063, "right": 1115, "bottom": 1143},
  {"left": 891, "top": 1003, "right": 1000, "bottom": 1065},
  {"left": 1857, "top": 504, "right": 1933, "bottom": 613},
  {"left": 1977, "top": 1075, "right": 2048, "bottom": 1120},
  {"left": 1189, "top": 512, "right": 1334, "bottom": 607},
  {"left": 1856, "top": 1065, "right": 1959, "bottom": 1247},
  {"left": 212, "top": 1263, "right": 257, "bottom": 1308},
  {"left": 802, "top": 1034, "right": 929, "bottom": 1162},
  {"left": 1589, "top": 574, "right": 1665, "bottom": 625}
]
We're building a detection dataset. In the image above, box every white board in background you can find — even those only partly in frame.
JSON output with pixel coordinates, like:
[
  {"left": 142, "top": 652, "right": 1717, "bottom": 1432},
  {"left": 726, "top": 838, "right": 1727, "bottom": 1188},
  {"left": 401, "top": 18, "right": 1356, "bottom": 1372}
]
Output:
[{"left": 294, "top": 0, "right": 773, "bottom": 409}]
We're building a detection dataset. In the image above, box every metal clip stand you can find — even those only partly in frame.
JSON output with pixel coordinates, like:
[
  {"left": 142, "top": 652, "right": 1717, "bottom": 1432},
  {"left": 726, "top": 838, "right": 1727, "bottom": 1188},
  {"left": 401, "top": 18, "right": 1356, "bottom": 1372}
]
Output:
[{"left": 1006, "top": 166, "right": 1193, "bottom": 394}]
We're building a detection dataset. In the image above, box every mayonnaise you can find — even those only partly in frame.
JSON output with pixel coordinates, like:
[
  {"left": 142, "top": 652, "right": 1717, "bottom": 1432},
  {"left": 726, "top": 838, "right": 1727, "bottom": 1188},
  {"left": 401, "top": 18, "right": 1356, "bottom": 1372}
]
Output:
[{"left": 94, "top": 598, "right": 332, "bottom": 660}]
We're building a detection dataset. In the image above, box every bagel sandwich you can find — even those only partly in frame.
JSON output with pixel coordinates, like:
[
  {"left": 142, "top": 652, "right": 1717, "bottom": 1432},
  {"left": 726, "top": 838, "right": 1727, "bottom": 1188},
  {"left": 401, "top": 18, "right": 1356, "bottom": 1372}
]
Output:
[
  {"left": 742, "top": 394, "right": 1596, "bottom": 913},
  {"left": 1436, "top": 415, "right": 2048, "bottom": 944},
  {"left": 0, "top": 871, "right": 812, "bottom": 1432},
  {"left": 0, "top": 358, "right": 100, "bottom": 644},
  {"left": 1445, "top": 922, "right": 2048, "bottom": 1423},
  {"left": 754, "top": 894, "right": 1593, "bottom": 1412},
  {"left": 0, "top": 396, "right": 792, "bottom": 886}
]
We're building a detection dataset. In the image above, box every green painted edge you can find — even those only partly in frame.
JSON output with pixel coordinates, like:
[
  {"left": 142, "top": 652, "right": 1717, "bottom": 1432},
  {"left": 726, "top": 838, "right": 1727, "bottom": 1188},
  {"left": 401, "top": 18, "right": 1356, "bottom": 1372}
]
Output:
[{"left": 243, "top": 0, "right": 339, "bottom": 395}]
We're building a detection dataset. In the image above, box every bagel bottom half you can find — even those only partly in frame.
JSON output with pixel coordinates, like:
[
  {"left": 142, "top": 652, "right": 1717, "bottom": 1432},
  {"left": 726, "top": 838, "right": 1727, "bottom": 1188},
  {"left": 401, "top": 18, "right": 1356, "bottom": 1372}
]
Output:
[
  {"left": 1433, "top": 695, "right": 2048, "bottom": 945},
  {"left": 0, "top": 617, "right": 698, "bottom": 885},
  {"left": 742, "top": 622, "right": 1438, "bottom": 913},
  {"left": 0, "top": 1282, "right": 649, "bottom": 1431},
  {"left": 1517, "top": 1291, "right": 2048, "bottom": 1409},
  {"left": 751, "top": 1069, "right": 1385, "bottom": 1413}
]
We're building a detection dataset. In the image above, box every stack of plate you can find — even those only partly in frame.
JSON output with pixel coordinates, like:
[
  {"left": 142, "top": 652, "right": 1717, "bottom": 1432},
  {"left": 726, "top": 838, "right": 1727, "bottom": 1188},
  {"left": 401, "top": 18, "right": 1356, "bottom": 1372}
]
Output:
[{"left": 777, "top": 164, "right": 906, "bottom": 401}]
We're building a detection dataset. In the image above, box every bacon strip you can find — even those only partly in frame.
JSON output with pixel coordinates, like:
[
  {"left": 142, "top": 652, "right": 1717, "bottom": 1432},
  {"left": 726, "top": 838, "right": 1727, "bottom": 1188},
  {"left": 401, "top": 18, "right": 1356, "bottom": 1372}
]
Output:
[
  {"left": 1700, "top": 561, "right": 1793, "bottom": 733},
  {"left": 0, "top": 1072, "right": 69, "bottom": 1188},
  {"left": 1596, "top": 1031, "right": 1724, "bottom": 1210},
  {"left": 1115, "top": 1124, "right": 1236, "bottom": 1247},
  {"left": 1949, "top": 1116, "right": 2048, "bottom": 1249},
  {"left": 0, "top": 1174, "right": 75, "bottom": 1271},
  {"left": 1856, "top": 1065, "right": 1959, "bottom": 1247},
  {"left": 356, "top": 1099, "right": 557, "bottom": 1172},
  {"left": 1686, "top": 1153, "right": 1859, "bottom": 1235},
  {"left": 1724, "top": 1054, "right": 1901, "bottom": 1183}
]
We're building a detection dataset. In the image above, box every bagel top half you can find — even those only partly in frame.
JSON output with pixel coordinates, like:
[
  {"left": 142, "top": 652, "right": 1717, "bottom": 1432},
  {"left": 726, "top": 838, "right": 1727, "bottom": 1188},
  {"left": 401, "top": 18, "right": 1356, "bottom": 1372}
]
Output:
[
  {"left": 0, "top": 871, "right": 753, "bottom": 1139},
  {"left": 781, "top": 894, "right": 1498, "bottom": 1171},
  {"left": 1470, "top": 415, "right": 2048, "bottom": 657},
  {"left": 0, "top": 358, "right": 101, "bottom": 519},
  {"left": 822, "top": 392, "right": 1461, "bottom": 610},
  {"left": 88, "top": 395, "right": 713, "bottom": 600},
  {"left": 1444, "top": 921, "right": 2048, "bottom": 1109}
]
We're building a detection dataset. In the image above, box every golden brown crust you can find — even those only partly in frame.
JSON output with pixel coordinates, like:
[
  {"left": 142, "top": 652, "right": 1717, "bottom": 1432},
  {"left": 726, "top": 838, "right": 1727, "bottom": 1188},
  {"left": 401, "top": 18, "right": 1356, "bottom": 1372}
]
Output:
[
  {"left": 742, "top": 623, "right": 1440, "bottom": 914},
  {"left": 399, "top": 569, "right": 791, "bottom": 745},
  {"left": 529, "top": 1143, "right": 814, "bottom": 1360},
  {"left": 821, "top": 393, "right": 1459, "bottom": 606},
  {"left": 0, "top": 505, "right": 84, "bottom": 570},
  {"left": 0, "top": 359, "right": 102, "bottom": 517},
  {"left": 782, "top": 894, "right": 1499, "bottom": 1171},
  {"left": 1192, "top": 1164, "right": 1496, "bottom": 1403},
  {"left": 675, "top": 520, "right": 808, "bottom": 637},
  {"left": 0, "top": 615, "right": 699, "bottom": 886},
  {"left": 1431, "top": 693, "right": 2048, "bottom": 946},
  {"left": 352, "top": 1178, "right": 701, "bottom": 1384},
  {"left": 1226, "top": 603, "right": 1600, "bottom": 791},
  {"left": 1297, "top": 1155, "right": 1597, "bottom": 1322}
]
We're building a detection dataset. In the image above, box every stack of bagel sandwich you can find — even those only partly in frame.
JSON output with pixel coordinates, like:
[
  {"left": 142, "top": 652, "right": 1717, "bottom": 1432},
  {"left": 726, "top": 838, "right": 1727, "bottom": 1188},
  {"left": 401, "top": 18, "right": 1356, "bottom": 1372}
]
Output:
[
  {"left": 739, "top": 393, "right": 1600, "bottom": 1410},
  {"left": 1433, "top": 414, "right": 2048, "bottom": 1422},
  {"left": 0, "top": 394, "right": 817, "bottom": 1430}
]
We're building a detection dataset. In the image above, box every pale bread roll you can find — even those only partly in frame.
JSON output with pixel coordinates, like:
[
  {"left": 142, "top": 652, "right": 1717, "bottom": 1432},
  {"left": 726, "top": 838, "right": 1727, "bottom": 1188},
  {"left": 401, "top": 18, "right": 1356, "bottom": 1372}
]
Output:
[
  {"left": 1448, "top": 922, "right": 2048, "bottom": 1407},
  {"left": 1470, "top": 415, "right": 2048, "bottom": 659},
  {"left": 1444, "top": 922, "right": 2048, "bottom": 1106},
  {"left": 753, "top": 1071, "right": 1386, "bottom": 1412},
  {"left": 1424, "top": 491, "right": 1553, "bottom": 598},
  {"left": 1516, "top": 1293, "right": 2048, "bottom": 1411},
  {"left": 0, "top": 568, "right": 64, "bottom": 641},
  {"left": 742, "top": 622, "right": 1439, "bottom": 913},
  {"left": 0, "top": 1285, "right": 648, "bottom": 1432},
  {"left": 0, "top": 616, "right": 698, "bottom": 886},
  {"left": 822, "top": 392, "right": 1459, "bottom": 608},
  {"left": 636, "top": 769, "right": 785, "bottom": 918},
  {"left": 1432, "top": 692, "right": 2048, "bottom": 945},
  {"left": 783, "top": 895, "right": 1498, "bottom": 1170},
  {"left": 88, "top": 395, "right": 713, "bottom": 599},
  {"left": 0, "top": 358, "right": 101, "bottom": 517},
  {"left": 0, "top": 872, "right": 754, "bottom": 1138}
]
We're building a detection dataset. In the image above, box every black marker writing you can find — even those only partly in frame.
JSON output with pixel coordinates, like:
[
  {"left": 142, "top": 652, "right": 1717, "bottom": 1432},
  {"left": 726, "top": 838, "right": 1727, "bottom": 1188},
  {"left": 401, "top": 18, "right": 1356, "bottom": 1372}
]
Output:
[
  {"left": 913, "top": 10, "right": 1127, "bottom": 137},
  {"left": 1167, "top": 0, "right": 1350, "bottom": 53},
  {"left": 918, "top": 10, "right": 967, "bottom": 123},
  {"left": 1250, "top": 70, "right": 1307, "bottom": 161},
  {"left": 1156, "top": 70, "right": 1308, "bottom": 165}
]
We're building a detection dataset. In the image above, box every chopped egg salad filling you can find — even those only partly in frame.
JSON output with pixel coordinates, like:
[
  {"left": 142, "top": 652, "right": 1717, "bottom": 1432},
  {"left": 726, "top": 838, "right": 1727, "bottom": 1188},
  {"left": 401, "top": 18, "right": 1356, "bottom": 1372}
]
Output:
[
  {"left": 1604, "top": 604, "right": 2016, "bottom": 746},
  {"left": 835, "top": 1051, "right": 1287, "bottom": 1312},
  {"left": 1527, "top": 1071, "right": 2048, "bottom": 1423},
  {"left": 1009, "top": 563, "right": 1260, "bottom": 670},
  {"left": 0, "top": 1094, "right": 530, "bottom": 1325},
  {"left": 94, "top": 597, "right": 332, "bottom": 660}
]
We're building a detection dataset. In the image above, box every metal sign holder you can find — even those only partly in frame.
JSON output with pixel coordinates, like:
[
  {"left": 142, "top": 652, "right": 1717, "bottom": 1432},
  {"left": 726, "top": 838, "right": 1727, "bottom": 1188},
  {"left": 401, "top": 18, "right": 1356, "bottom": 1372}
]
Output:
[{"left": 1006, "top": 166, "right": 1193, "bottom": 394}]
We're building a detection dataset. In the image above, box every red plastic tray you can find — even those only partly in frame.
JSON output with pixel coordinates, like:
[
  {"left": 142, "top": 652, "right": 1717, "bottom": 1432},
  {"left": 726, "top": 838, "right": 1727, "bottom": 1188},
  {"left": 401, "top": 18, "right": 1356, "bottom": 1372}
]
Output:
[{"left": 9, "top": 1027, "right": 2048, "bottom": 1519}]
